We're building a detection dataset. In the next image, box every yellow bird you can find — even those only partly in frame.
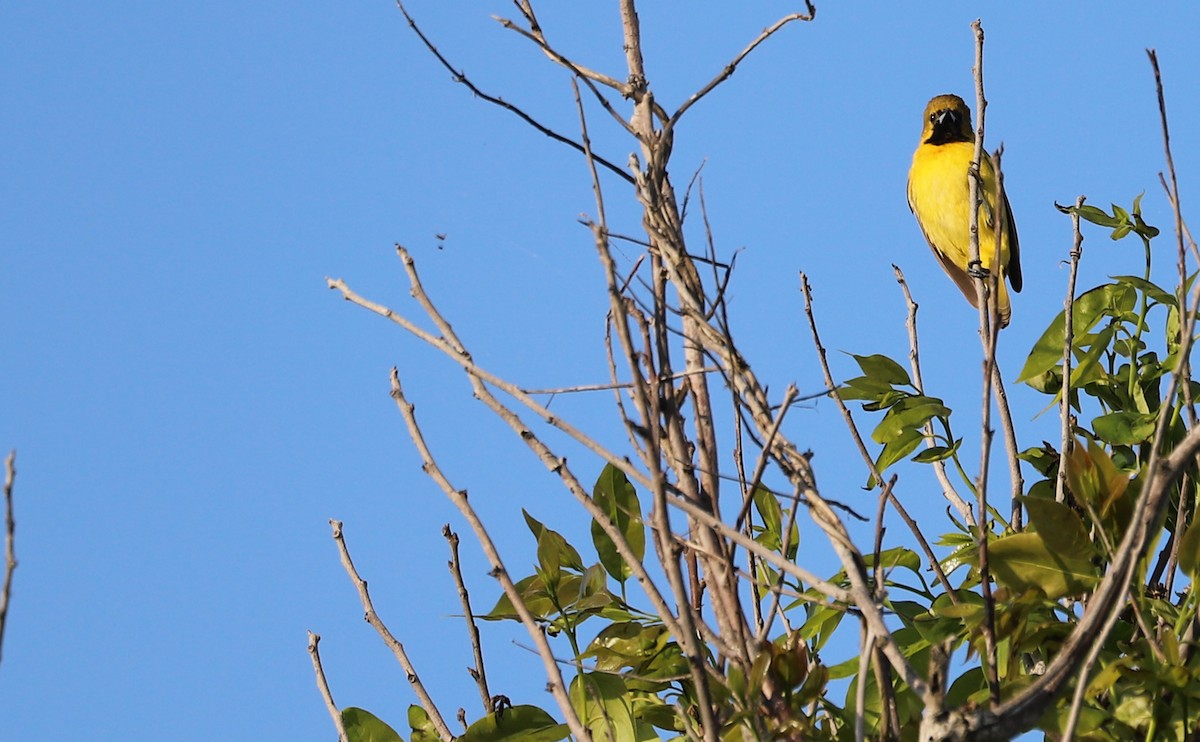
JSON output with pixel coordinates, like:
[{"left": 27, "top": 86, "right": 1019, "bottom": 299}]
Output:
[{"left": 907, "top": 94, "right": 1022, "bottom": 327}]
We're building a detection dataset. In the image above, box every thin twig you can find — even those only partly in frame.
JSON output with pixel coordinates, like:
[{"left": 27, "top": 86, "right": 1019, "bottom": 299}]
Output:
[
  {"left": 855, "top": 624, "right": 871, "bottom": 742},
  {"left": 871, "top": 476, "right": 902, "bottom": 740},
  {"left": 521, "top": 366, "right": 719, "bottom": 396},
  {"left": 307, "top": 631, "right": 349, "bottom": 742},
  {"left": 0, "top": 451, "right": 15, "bottom": 666},
  {"left": 330, "top": 519, "right": 455, "bottom": 741},
  {"left": 1148, "top": 50, "right": 1185, "bottom": 304},
  {"left": 1158, "top": 173, "right": 1200, "bottom": 267},
  {"left": 669, "top": 3, "right": 816, "bottom": 125},
  {"left": 500, "top": 3, "right": 626, "bottom": 92},
  {"left": 393, "top": 0, "right": 633, "bottom": 184},
  {"left": 885, "top": 490, "right": 959, "bottom": 604},
  {"left": 1056, "top": 197, "right": 1086, "bottom": 504},
  {"left": 733, "top": 385, "right": 798, "bottom": 531},
  {"left": 800, "top": 273, "right": 892, "bottom": 494},
  {"left": 968, "top": 19, "right": 1001, "bottom": 707},
  {"left": 799, "top": 273, "right": 930, "bottom": 703},
  {"left": 385, "top": 374, "right": 590, "bottom": 740},
  {"left": 443, "top": 525, "right": 491, "bottom": 714},
  {"left": 892, "top": 265, "right": 975, "bottom": 524}
]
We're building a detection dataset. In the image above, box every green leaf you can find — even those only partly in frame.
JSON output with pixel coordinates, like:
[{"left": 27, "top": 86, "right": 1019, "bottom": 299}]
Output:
[
  {"left": 849, "top": 353, "right": 912, "bottom": 386},
  {"left": 1021, "top": 496, "right": 1098, "bottom": 563},
  {"left": 1092, "top": 411, "right": 1158, "bottom": 445},
  {"left": 838, "top": 375, "right": 897, "bottom": 402},
  {"left": 1017, "top": 444, "right": 1059, "bottom": 477},
  {"left": 1018, "top": 283, "right": 1131, "bottom": 384},
  {"left": 754, "top": 486, "right": 782, "bottom": 539},
  {"left": 870, "top": 396, "right": 950, "bottom": 444},
  {"left": 407, "top": 706, "right": 441, "bottom": 742},
  {"left": 591, "top": 464, "right": 645, "bottom": 583},
  {"left": 912, "top": 438, "right": 962, "bottom": 464},
  {"left": 581, "top": 622, "right": 665, "bottom": 672},
  {"left": 525, "top": 510, "right": 585, "bottom": 576},
  {"left": 1112, "top": 275, "right": 1176, "bottom": 307},
  {"left": 752, "top": 487, "right": 794, "bottom": 554},
  {"left": 483, "top": 573, "right": 550, "bottom": 621},
  {"left": 459, "top": 705, "right": 570, "bottom": 742},
  {"left": 864, "top": 547, "right": 921, "bottom": 574},
  {"left": 1058, "top": 202, "right": 1121, "bottom": 228},
  {"left": 1132, "top": 191, "right": 1146, "bottom": 216},
  {"left": 570, "top": 672, "right": 660, "bottom": 742},
  {"left": 869, "top": 427, "right": 923, "bottom": 486},
  {"left": 342, "top": 707, "right": 403, "bottom": 742},
  {"left": 985, "top": 532, "right": 1099, "bottom": 599},
  {"left": 798, "top": 603, "right": 846, "bottom": 652}
]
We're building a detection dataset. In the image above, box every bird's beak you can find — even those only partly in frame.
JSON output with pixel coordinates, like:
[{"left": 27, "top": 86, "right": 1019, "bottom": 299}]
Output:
[{"left": 935, "top": 109, "right": 956, "bottom": 128}]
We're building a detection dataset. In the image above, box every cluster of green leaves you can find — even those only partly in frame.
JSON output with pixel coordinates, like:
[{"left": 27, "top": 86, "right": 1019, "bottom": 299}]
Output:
[
  {"left": 341, "top": 463, "right": 848, "bottom": 741},
  {"left": 337, "top": 204, "right": 1200, "bottom": 742},
  {"left": 1014, "top": 200, "right": 1200, "bottom": 740},
  {"left": 838, "top": 199, "right": 1200, "bottom": 740},
  {"left": 839, "top": 353, "right": 961, "bottom": 489}
]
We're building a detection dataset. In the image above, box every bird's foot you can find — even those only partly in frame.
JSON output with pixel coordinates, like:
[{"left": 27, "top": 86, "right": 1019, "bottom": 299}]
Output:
[{"left": 967, "top": 260, "right": 990, "bottom": 280}]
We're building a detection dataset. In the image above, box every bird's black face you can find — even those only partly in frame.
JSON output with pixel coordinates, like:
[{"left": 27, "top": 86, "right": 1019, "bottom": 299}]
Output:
[{"left": 926, "top": 107, "right": 972, "bottom": 145}]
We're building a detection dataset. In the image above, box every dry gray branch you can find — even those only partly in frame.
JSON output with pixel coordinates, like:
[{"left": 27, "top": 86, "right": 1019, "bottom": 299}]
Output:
[
  {"left": 307, "top": 631, "right": 349, "bottom": 742},
  {"left": 443, "top": 526, "right": 491, "bottom": 715},
  {"left": 393, "top": 0, "right": 633, "bottom": 184},
  {"left": 0, "top": 451, "right": 15, "bottom": 666},
  {"left": 383, "top": 374, "right": 589, "bottom": 740},
  {"left": 330, "top": 519, "right": 455, "bottom": 741},
  {"left": 892, "top": 265, "right": 976, "bottom": 524},
  {"left": 1055, "top": 197, "right": 1085, "bottom": 505}
]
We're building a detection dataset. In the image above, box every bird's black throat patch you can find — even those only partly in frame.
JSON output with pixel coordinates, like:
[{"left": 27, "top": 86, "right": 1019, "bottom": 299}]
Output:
[{"left": 926, "top": 111, "right": 973, "bottom": 146}]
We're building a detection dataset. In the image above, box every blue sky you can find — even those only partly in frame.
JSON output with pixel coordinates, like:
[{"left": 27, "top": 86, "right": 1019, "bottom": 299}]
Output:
[{"left": 3, "top": 3, "right": 1199, "bottom": 740}]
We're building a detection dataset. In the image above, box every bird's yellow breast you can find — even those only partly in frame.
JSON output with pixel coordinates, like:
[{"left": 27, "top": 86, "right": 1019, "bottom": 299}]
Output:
[{"left": 907, "top": 140, "right": 1005, "bottom": 273}]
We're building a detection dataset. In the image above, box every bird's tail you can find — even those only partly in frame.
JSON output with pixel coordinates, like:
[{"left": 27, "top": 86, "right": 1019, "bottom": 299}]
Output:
[{"left": 995, "top": 273, "right": 1011, "bottom": 328}]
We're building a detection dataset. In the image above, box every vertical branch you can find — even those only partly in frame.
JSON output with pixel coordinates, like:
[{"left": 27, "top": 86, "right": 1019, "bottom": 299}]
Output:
[
  {"left": 871, "top": 477, "right": 901, "bottom": 740},
  {"left": 307, "top": 632, "right": 349, "bottom": 742},
  {"left": 385, "top": 374, "right": 590, "bottom": 740},
  {"left": 1147, "top": 50, "right": 1185, "bottom": 299},
  {"left": 572, "top": 76, "right": 720, "bottom": 737},
  {"left": 968, "top": 18, "right": 1001, "bottom": 707},
  {"left": 444, "top": 526, "right": 492, "bottom": 714},
  {"left": 0, "top": 451, "right": 14, "bottom": 666},
  {"left": 893, "top": 266, "right": 976, "bottom": 525},
  {"left": 855, "top": 624, "right": 871, "bottom": 742},
  {"left": 1056, "top": 197, "right": 1086, "bottom": 503},
  {"left": 988, "top": 148, "right": 1024, "bottom": 528},
  {"left": 331, "top": 519, "right": 456, "bottom": 741}
]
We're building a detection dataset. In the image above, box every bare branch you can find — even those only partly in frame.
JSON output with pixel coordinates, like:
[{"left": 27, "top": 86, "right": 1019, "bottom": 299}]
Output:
[
  {"left": 670, "top": 3, "right": 816, "bottom": 125},
  {"left": 384, "top": 374, "right": 590, "bottom": 740},
  {"left": 393, "top": 0, "right": 634, "bottom": 184},
  {"left": 443, "top": 526, "right": 491, "bottom": 714},
  {"left": 1148, "top": 50, "right": 1186, "bottom": 296},
  {"left": 0, "top": 451, "right": 15, "bottom": 666},
  {"left": 968, "top": 19, "right": 1001, "bottom": 708},
  {"left": 1056, "top": 197, "right": 1085, "bottom": 504},
  {"left": 799, "top": 273, "right": 929, "bottom": 703},
  {"left": 521, "top": 366, "right": 719, "bottom": 396},
  {"left": 892, "top": 265, "right": 975, "bottom": 524},
  {"left": 330, "top": 519, "right": 455, "bottom": 741},
  {"left": 307, "top": 631, "right": 349, "bottom": 742},
  {"left": 498, "top": 4, "right": 627, "bottom": 92}
]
